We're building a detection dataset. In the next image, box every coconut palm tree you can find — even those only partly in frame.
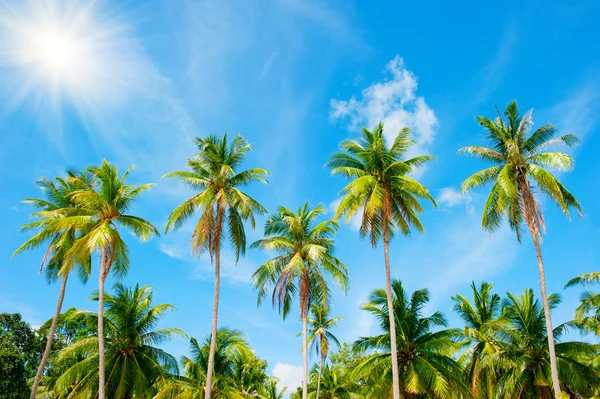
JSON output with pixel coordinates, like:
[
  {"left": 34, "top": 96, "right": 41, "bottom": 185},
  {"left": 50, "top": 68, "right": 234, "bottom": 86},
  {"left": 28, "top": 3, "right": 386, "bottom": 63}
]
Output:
[
  {"left": 307, "top": 303, "right": 342, "bottom": 399},
  {"left": 64, "top": 161, "right": 159, "bottom": 399},
  {"left": 308, "top": 364, "right": 358, "bottom": 399},
  {"left": 327, "top": 123, "right": 436, "bottom": 399},
  {"left": 565, "top": 272, "right": 600, "bottom": 336},
  {"left": 452, "top": 282, "right": 503, "bottom": 399},
  {"left": 50, "top": 283, "right": 184, "bottom": 399},
  {"left": 12, "top": 171, "right": 93, "bottom": 399},
  {"left": 485, "top": 288, "right": 599, "bottom": 398},
  {"left": 164, "top": 133, "right": 268, "bottom": 399},
  {"left": 353, "top": 279, "right": 470, "bottom": 398},
  {"left": 252, "top": 203, "right": 349, "bottom": 399},
  {"left": 459, "top": 101, "right": 582, "bottom": 398},
  {"left": 157, "top": 328, "right": 253, "bottom": 399},
  {"left": 259, "top": 379, "right": 287, "bottom": 399}
]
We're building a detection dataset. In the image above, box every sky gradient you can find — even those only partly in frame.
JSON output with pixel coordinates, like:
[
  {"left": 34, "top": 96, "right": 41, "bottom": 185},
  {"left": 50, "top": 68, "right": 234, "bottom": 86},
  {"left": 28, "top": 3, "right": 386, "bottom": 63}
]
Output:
[{"left": 1, "top": 0, "right": 599, "bottom": 393}]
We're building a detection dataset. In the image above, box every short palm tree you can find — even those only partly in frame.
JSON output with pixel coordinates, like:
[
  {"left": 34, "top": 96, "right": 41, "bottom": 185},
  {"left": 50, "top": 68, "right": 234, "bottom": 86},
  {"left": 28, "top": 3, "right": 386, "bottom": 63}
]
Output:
[
  {"left": 51, "top": 283, "right": 184, "bottom": 399},
  {"left": 252, "top": 203, "right": 349, "bottom": 399},
  {"left": 485, "top": 288, "right": 599, "bottom": 398},
  {"left": 157, "top": 328, "right": 253, "bottom": 399},
  {"left": 259, "top": 379, "right": 287, "bottom": 399},
  {"left": 565, "top": 272, "right": 600, "bottom": 336},
  {"left": 308, "top": 364, "right": 358, "bottom": 399},
  {"left": 459, "top": 101, "right": 582, "bottom": 398},
  {"left": 65, "top": 161, "right": 159, "bottom": 399},
  {"left": 354, "top": 280, "right": 470, "bottom": 398},
  {"left": 12, "top": 171, "right": 93, "bottom": 399},
  {"left": 164, "top": 133, "right": 268, "bottom": 399},
  {"left": 452, "top": 282, "right": 503, "bottom": 399},
  {"left": 327, "top": 123, "right": 436, "bottom": 399},
  {"left": 307, "top": 303, "right": 342, "bottom": 399}
]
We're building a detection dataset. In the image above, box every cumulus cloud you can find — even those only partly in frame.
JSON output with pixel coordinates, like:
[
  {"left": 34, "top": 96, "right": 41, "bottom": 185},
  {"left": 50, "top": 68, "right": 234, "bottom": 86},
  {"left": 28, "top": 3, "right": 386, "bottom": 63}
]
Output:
[
  {"left": 437, "top": 187, "right": 474, "bottom": 214},
  {"left": 272, "top": 362, "right": 303, "bottom": 393},
  {"left": 330, "top": 55, "right": 437, "bottom": 157}
]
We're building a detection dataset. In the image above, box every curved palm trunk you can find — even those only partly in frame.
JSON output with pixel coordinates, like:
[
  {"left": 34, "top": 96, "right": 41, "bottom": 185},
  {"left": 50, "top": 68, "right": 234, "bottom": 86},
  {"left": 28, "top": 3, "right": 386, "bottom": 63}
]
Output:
[
  {"left": 98, "top": 249, "right": 109, "bottom": 399},
  {"left": 302, "top": 312, "right": 309, "bottom": 399},
  {"left": 383, "top": 229, "right": 401, "bottom": 399},
  {"left": 204, "top": 243, "right": 221, "bottom": 399},
  {"left": 30, "top": 273, "right": 69, "bottom": 399},
  {"left": 316, "top": 355, "right": 323, "bottom": 399},
  {"left": 531, "top": 234, "right": 562, "bottom": 398}
]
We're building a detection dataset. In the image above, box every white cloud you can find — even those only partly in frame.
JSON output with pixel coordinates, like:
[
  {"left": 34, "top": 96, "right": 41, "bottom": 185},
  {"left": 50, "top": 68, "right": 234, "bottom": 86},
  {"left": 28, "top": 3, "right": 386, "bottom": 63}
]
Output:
[
  {"left": 437, "top": 187, "right": 474, "bottom": 214},
  {"left": 330, "top": 55, "right": 437, "bottom": 158},
  {"left": 260, "top": 48, "right": 279, "bottom": 79},
  {"left": 550, "top": 82, "right": 599, "bottom": 141},
  {"left": 159, "top": 243, "right": 187, "bottom": 260},
  {"left": 272, "top": 362, "right": 303, "bottom": 393}
]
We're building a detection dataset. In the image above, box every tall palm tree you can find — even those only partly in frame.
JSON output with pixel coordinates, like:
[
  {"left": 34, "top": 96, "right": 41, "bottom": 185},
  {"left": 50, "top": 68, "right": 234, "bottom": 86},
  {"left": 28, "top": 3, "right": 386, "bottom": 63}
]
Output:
[
  {"left": 354, "top": 280, "right": 470, "bottom": 398},
  {"left": 452, "top": 282, "right": 503, "bottom": 399},
  {"left": 64, "top": 161, "right": 159, "bottom": 399},
  {"left": 50, "top": 283, "right": 184, "bottom": 398},
  {"left": 252, "top": 203, "right": 349, "bottom": 399},
  {"left": 307, "top": 303, "right": 342, "bottom": 399},
  {"left": 565, "top": 272, "right": 600, "bottom": 336},
  {"left": 485, "top": 288, "right": 599, "bottom": 398},
  {"left": 157, "top": 328, "right": 253, "bottom": 399},
  {"left": 12, "top": 171, "right": 93, "bottom": 399},
  {"left": 164, "top": 133, "right": 268, "bottom": 399},
  {"left": 327, "top": 123, "right": 436, "bottom": 399},
  {"left": 459, "top": 101, "right": 582, "bottom": 398}
]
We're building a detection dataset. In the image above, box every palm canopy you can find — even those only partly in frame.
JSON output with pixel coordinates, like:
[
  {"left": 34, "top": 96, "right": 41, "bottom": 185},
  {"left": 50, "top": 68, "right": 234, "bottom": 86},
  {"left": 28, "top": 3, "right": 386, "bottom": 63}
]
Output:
[
  {"left": 251, "top": 203, "right": 349, "bottom": 319},
  {"left": 164, "top": 133, "right": 268, "bottom": 261},
  {"left": 50, "top": 283, "right": 185, "bottom": 399},
  {"left": 326, "top": 122, "right": 436, "bottom": 245},
  {"left": 13, "top": 170, "right": 94, "bottom": 283},
  {"left": 157, "top": 328, "right": 253, "bottom": 399},
  {"left": 353, "top": 280, "right": 470, "bottom": 398},
  {"left": 308, "top": 364, "right": 358, "bottom": 399},
  {"left": 307, "top": 303, "right": 342, "bottom": 362},
  {"left": 459, "top": 100, "right": 582, "bottom": 241},
  {"left": 484, "top": 288, "right": 599, "bottom": 398},
  {"left": 259, "top": 379, "right": 287, "bottom": 399},
  {"left": 565, "top": 272, "right": 600, "bottom": 336}
]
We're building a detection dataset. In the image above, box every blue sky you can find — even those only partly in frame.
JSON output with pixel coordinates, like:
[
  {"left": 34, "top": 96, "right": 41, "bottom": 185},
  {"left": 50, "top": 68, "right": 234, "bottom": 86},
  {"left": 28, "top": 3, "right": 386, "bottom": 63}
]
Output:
[{"left": 1, "top": 0, "right": 599, "bottom": 393}]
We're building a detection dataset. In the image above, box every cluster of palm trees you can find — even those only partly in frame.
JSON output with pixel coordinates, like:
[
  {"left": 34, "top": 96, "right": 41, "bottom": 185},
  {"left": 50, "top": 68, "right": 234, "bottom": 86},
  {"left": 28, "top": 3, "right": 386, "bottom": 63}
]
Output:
[{"left": 13, "top": 101, "right": 597, "bottom": 399}]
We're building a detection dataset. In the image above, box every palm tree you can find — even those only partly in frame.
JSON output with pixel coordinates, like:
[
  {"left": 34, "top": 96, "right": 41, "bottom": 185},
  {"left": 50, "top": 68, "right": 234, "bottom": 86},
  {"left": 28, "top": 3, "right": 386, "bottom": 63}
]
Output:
[
  {"left": 459, "top": 101, "right": 582, "bottom": 398},
  {"left": 307, "top": 303, "right": 342, "bottom": 399},
  {"left": 259, "top": 379, "right": 287, "bottom": 399},
  {"left": 50, "top": 283, "right": 184, "bottom": 398},
  {"left": 565, "top": 272, "right": 600, "bottom": 336},
  {"left": 452, "top": 282, "right": 503, "bottom": 398},
  {"left": 252, "top": 203, "right": 349, "bottom": 399},
  {"left": 164, "top": 133, "right": 268, "bottom": 399},
  {"left": 327, "top": 123, "right": 436, "bottom": 399},
  {"left": 308, "top": 364, "right": 358, "bottom": 399},
  {"left": 12, "top": 171, "right": 93, "bottom": 399},
  {"left": 64, "top": 161, "right": 159, "bottom": 399},
  {"left": 157, "top": 328, "right": 253, "bottom": 398},
  {"left": 353, "top": 279, "right": 470, "bottom": 398},
  {"left": 485, "top": 288, "right": 599, "bottom": 398}
]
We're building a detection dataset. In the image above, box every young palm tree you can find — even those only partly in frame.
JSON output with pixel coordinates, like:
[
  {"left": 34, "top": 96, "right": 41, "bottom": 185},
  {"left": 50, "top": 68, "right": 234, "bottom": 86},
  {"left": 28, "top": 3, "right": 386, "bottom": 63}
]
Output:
[
  {"left": 353, "top": 280, "right": 470, "bottom": 398},
  {"left": 486, "top": 288, "right": 599, "bottom": 398},
  {"left": 164, "top": 133, "right": 268, "bottom": 399},
  {"left": 307, "top": 303, "right": 342, "bottom": 399},
  {"left": 565, "top": 272, "right": 600, "bottom": 336},
  {"left": 252, "top": 203, "right": 349, "bottom": 399},
  {"left": 65, "top": 161, "right": 159, "bottom": 399},
  {"left": 459, "top": 101, "right": 582, "bottom": 398},
  {"left": 308, "top": 364, "right": 358, "bottom": 399},
  {"left": 50, "top": 283, "right": 184, "bottom": 398},
  {"left": 327, "top": 123, "right": 436, "bottom": 399},
  {"left": 12, "top": 171, "right": 93, "bottom": 399},
  {"left": 157, "top": 328, "right": 253, "bottom": 399},
  {"left": 259, "top": 379, "right": 287, "bottom": 399},
  {"left": 452, "top": 282, "right": 503, "bottom": 399}
]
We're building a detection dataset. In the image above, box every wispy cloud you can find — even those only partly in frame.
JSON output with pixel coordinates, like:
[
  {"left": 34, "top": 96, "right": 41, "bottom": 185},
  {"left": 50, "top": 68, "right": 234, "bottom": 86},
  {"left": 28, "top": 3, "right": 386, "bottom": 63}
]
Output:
[
  {"left": 550, "top": 80, "right": 599, "bottom": 141},
  {"left": 330, "top": 55, "right": 437, "bottom": 159},
  {"left": 260, "top": 48, "right": 279, "bottom": 79},
  {"left": 437, "top": 187, "right": 474, "bottom": 214}
]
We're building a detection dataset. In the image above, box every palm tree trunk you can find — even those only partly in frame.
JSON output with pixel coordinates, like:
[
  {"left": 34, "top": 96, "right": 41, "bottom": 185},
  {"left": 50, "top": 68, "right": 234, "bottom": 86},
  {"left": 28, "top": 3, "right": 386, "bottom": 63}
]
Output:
[
  {"left": 204, "top": 244, "right": 221, "bottom": 399},
  {"left": 98, "top": 249, "right": 108, "bottom": 399},
  {"left": 383, "top": 228, "right": 401, "bottom": 399},
  {"left": 531, "top": 232, "right": 562, "bottom": 399},
  {"left": 316, "top": 355, "right": 323, "bottom": 399},
  {"left": 302, "top": 311, "right": 309, "bottom": 399},
  {"left": 30, "top": 273, "right": 69, "bottom": 399}
]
